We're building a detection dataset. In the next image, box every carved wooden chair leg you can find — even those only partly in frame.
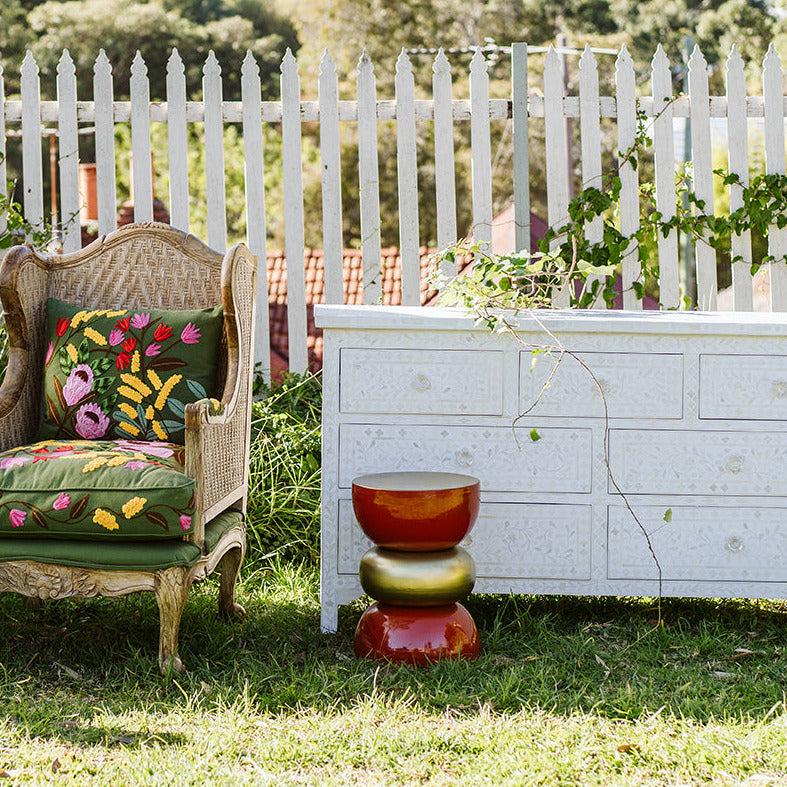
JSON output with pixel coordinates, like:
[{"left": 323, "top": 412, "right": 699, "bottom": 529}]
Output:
[
  {"left": 218, "top": 546, "right": 246, "bottom": 619},
  {"left": 154, "top": 567, "right": 191, "bottom": 675}
]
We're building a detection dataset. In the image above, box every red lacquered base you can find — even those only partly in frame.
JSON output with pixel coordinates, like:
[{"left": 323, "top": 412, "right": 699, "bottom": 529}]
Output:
[{"left": 354, "top": 601, "right": 480, "bottom": 666}]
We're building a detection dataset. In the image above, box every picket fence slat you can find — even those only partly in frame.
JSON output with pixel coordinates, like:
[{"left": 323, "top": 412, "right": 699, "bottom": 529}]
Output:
[
  {"left": 93, "top": 51, "right": 117, "bottom": 237},
  {"left": 357, "top": 51, "right": 382, "bottom": 304},
  {"left": 396, "top": 50, "right": 420, "bottom": 306},
  {"left": 167, "top": 50, "right": 189, "bottom": 233},
  {"left": 432, "top": 49, "right": 457, "bottom": 274},
  {"left": 0, "top": 64, "right": 7, "bottom": 237},
  {"left": 651, "top": 46, "right": 680, "bottom": 309},
  {"left": 616, "top": 46, "right": 640, "bottom": 310},
  {"left": 57, "top": 50, "right": 80, "bottom": 253},
  {"left": 20, "top": 51, "right": 43, "bottom": 233},
  {"left": 129, "top": 52, "right": 153, "bottom": 223},
  {"left": 203, "top": 51, "right": 227, "bottom": 251},
  {"left": 725, "top": 46, "right": 754, "bottom": 311},
  {"left": 319, "top": 50, "right": 344, "bottom": 305},
  {"left": 281, "top": 49, "right": 308, "bottom": 373},
  {"left": 763, "top": 46, "right": 787, "bottom": 311},
  {"left": 240, "top": 51, "right": 270, "bottom": 384},
  {"left": 511, "top": 42, "right": 530, "bottom": 256},
  {"left": 469, "top": 51, "right": 492, "bottom": 248},
  {"left": 579, "top": 46, "right": 604, "bottom": 308},
  {"left": 543, "top": 46, "right": 570, "bottom": 307},
  {"left": 688, "top": 46, "right": 717, "bottom": 310}
]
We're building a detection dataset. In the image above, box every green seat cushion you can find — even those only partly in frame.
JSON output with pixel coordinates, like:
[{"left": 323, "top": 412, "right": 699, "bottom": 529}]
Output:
[
  {"left": 0, "top": 439, "right": 196, "bottom": 540},
  {"left": 0, "top": 510, "right": 243, "bottom": 570},
  {"left": 38, "top": 299, "right": 223, "bottom": 444}
]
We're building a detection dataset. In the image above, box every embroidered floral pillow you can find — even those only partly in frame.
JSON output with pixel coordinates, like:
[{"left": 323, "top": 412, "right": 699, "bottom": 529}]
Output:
[{"left": 38, "top": 299, "right": 223, "bottom": 444}]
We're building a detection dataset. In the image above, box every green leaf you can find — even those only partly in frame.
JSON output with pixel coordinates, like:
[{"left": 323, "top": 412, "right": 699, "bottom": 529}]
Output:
[
  {"left": 663, "top": 508, "right": 672, "bottom": 523},
  {"left": 529, "top": 428, "right": 541, "bottom": 442},
  {"left": 186, "top": 379, "right": 208, "bottom": 399},
  {"left": 59, "top": 347, "right": 74, "bottom": 377},
  {"left": 167, "top": 399, "right": 186, "bottom": 419}
]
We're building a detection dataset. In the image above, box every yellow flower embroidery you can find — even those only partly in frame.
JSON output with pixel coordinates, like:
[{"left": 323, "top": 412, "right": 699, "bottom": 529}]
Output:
[
  {"left": 83, "top": 327, "right": 107, "bottom": 346},
  {"left": 83, "top": 457, "right": 109, "bottom": 473},
  {"left": 70, "top": 311, "right": 87, "bottom": 328},
  {"left": 122, "top": 497, "right": 146, "bottom": 519},
  {"left": 118, "top": 402, "right": 138, "bottom": 420},
  {"left": 66, "top": 343, "right": 79, "bottom": 363},
  {"left": 120, "top": 374, "right": 152, "bottom": 397},
  {"left": 147, "top": 370, "right": 163, "bottom": 391},
  {"left": 106, "top": 455, "right": 129, "bottom": 467},
  {"left": 118, "top": 422, "right": 141, "bottom": 437},
  {"left": 118, "top": 385, "right": 143, "bottom": 404},
  {"left": 151, "top": 420, "right": 167, "bottom": 441},
  {"left": 107, "top": 310, "right": 127, "bottom": 318},
  {"left": 154, "top": 374, "right": 182, "bottom": 410},
  {"left": 93, "top": 508, "right": 119, "bottom": 531},
  {"left": 145, "top": 405, "right": 155, "bottom": 420},
  {"left": 131, "top": 351, "right": 141, "bottom": 373}
]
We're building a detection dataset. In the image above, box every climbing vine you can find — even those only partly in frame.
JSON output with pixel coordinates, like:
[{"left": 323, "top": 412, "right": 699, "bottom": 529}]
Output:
[{"left": 429, "top": 97, "right": 787, "bottom": 319}]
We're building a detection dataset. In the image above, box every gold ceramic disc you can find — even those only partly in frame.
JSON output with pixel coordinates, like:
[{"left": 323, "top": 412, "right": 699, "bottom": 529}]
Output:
[{"left": 359, "top": 546, "right": 476, "bottom": 606}]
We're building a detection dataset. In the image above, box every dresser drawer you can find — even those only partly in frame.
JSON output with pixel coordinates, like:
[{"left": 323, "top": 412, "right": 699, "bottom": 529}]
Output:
[
  {"left": 521, "top": 351, "right": 683, "bottom": 419},
  {"left": 608, "top": 429, "right": 787, "bottom": 496},
  {"left": 700, "top": 354, "right": 787, "bottom": 420},
  {"left": 339, "top": 348, "right": 504, "bottom": 415},
  {"left": 608, "top": 505, "right": 787, "bottom": 582},
  {"left": 339, "top": 499, "right": 591, "bottom": 579},
  {"left": 338, "top": 423, "right": 592, "bottom": 492}
]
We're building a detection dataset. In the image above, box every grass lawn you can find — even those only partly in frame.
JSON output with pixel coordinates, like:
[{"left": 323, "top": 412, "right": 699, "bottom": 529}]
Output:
[
  {"left": 2, "top": 563, "right": 787, "bottom": 785},
  {"left": 2, "top": 375, "right": 787, "bottom": 784}
]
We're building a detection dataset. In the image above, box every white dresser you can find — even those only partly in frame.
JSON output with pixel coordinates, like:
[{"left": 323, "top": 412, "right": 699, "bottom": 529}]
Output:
[{"left": 315, "top": 304, "right": 787, "bottom": 633}]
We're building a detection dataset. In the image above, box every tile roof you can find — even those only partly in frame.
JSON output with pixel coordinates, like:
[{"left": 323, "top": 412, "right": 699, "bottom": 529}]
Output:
[
  {"left": 265, "top": 246, "right": 438, "bottom": 374},
  {"left": 265, "top": 208, "right": 551, "bottom": 374}
]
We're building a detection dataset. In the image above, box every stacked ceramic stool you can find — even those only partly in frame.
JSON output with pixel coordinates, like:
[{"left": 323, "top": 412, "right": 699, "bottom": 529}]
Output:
[{"left": 351, "top": 471, "right": 481, "bottom": 665}]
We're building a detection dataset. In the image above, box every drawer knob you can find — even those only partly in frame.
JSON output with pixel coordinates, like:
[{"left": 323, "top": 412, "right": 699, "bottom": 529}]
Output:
[
  {"left": 725, "top": 537, "right": 744, "bottom": 553},
  {"left": 774, "top": 380, "right": 787, "bottom": 399},
  {"left": 411, "top": 373, "right": 432, "bottom": 392},
  {"left": 455, "top": 450, "right": 474, "bottom": 468},
  {"left": 725, "top": 456, "right": 744, "bottom": 475}
]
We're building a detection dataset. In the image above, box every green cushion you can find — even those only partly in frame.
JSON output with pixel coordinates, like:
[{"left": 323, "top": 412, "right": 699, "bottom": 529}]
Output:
[
  {"left": 0, "top": 439, "right": 195, "bottom": 540},
  {"left": 38, "top": 299, "right": 223, "bottom": 444},
  {"left": 0, "top": 510, "right": 243, "bottom": 570}
]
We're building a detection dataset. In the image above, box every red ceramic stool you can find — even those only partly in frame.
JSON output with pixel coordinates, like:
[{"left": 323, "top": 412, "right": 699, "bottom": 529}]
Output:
[{"left": 352, "top": 471, "right": 481, "bottom": 665}]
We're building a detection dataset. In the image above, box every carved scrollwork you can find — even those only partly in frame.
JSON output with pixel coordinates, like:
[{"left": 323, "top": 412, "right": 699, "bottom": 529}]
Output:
[{"left": 0, "top": 561, "right": 153, "bottom": 600}]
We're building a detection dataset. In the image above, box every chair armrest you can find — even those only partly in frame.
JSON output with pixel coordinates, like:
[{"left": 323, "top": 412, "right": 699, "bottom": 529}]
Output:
[
  {"left": 0, "top": 245, "right": 50, "bottom": 451},
  {"left": 184, "top": 243, "right": 257, "bottom": 547}
]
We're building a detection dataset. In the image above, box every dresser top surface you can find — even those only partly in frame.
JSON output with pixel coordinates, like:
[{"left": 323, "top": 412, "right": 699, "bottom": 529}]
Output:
[{"left": 314, "top": 304, "right": 787, "bottom": 336}]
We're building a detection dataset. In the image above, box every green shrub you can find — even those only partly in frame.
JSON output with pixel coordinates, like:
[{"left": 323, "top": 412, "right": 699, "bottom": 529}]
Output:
[{"left": 246, "top": 371, "right": 322, "bottom": 567}]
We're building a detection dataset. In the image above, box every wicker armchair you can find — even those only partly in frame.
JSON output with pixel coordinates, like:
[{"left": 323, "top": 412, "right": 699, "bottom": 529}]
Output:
[{"left": 0, "top": 222, "right": 257, "bottom": 673}]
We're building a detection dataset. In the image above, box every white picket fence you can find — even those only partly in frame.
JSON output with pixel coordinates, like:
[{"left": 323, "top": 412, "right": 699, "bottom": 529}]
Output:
[{"left": 2, "top": 42, "right": 787, "bottom": 375}]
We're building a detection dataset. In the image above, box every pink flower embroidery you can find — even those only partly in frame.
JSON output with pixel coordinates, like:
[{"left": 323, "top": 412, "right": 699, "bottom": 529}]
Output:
[
  {"left": 113, "top": 440, "right": 175, "bottom": 458},
  {"left": 62, "top": 364, "right": 94, "bottom": 406},
  {"left": 74, "top": 403, "right": 110, "bottom": 439},
  {"left": 45, "top": 341, "right": 54, "bottom": 365},
  {"left": 0, "top": 456, "right": 30, "bottom": 470},
  {"left": 53, "top": 492, "right": 71, "bottom": 510},
  {"left": 109, "top": 329, "right": 125, "bottom": 346},
  {"left": 131, "top": 313, "right": 150, "bottom": 329},
  {"left": 145, "top": 343, "right": 162, "bottom": 357},
  {"left": 9, "top": 509, "right": 26, "bottom": 528},
  {"left": 124, "top": 461, "right": 147, "bottom": 470},
  {"left": 180, "top": 323, "right": 201, "bottom": 344},
  {"left": 179, "top": 515, "right": 192, "bottom": 531}
]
